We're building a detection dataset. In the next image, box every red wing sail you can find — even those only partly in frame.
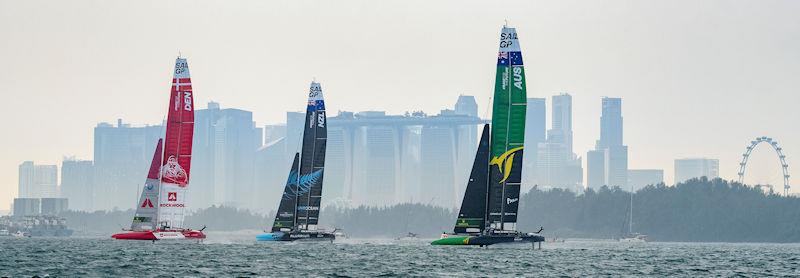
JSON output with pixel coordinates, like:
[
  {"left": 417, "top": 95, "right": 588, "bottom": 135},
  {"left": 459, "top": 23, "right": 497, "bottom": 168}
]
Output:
[{"left": 161, "top": 57, "right": 194, "bottom": 187}]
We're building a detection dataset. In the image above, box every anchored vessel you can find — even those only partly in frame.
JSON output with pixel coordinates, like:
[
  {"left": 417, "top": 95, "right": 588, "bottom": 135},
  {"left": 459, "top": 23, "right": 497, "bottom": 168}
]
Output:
[
  {"left": 257, "top": 81, "right": 334, "bottom": 242},
  {"left": 112, "top": 57, "right": 206, "bottom": 241},
  {"left": 432, "top": 25, "right": 544, "bottom": 246},
  {"left": 620, "top": 186, "right": 648, "bottom": 242}
]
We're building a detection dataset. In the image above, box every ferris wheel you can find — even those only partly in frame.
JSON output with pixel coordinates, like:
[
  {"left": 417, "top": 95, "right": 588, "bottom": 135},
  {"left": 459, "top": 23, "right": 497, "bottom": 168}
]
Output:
[{"left": 737, "top": 136, "right": 790, "bottom": 195}]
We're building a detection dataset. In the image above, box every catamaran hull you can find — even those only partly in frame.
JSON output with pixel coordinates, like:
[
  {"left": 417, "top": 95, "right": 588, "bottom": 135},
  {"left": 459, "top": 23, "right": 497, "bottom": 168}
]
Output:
[
  {"left": 112, "top": 230, "right": 206, "bottom": 241},
  {"left": 431, "top": 233, "right": 544, "bottom": 246},
  {"left": 256, "top": 231, "right": 335, "bottom": 242}
]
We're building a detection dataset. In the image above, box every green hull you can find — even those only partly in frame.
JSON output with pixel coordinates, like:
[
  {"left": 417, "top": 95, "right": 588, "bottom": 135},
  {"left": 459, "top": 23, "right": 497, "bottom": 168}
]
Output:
[
  {"left": 431, "top": 234, "right": 545, "bottom": 246},
  {"left": 431, "top": 236, "right": 472, "bottom": 245}
]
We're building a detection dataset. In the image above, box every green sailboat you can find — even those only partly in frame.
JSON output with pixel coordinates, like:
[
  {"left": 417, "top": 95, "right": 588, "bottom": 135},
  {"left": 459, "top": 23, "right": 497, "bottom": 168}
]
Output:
[{"left": 432, "top": 25, "right": 544, "bottom": 246}]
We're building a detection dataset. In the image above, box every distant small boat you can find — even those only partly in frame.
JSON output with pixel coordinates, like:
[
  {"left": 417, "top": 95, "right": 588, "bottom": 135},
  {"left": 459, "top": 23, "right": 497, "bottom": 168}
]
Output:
[
  {"left": 257, "top": 81, "right": 334, "bottom": 242},
  {"left": 395, "top": 232, "right": 419, "bottom": 241},
  {"left": 12, "top": 230, "right": 30, "bottom": 238},
  {"left": 619, "top": 186, "right": 647, "bottom": 243}
]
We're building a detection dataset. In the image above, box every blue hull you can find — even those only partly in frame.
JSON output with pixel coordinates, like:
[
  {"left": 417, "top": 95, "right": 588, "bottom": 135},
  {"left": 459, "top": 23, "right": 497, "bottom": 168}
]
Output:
[{"left": 256, "top": 231, "right": 335, "bottom": 242}]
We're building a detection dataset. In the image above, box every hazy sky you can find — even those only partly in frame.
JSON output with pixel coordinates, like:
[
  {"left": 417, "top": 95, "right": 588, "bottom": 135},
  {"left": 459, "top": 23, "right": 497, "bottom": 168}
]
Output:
[{"left": 1, "top": 0, "right": 798, "bottom": 210}]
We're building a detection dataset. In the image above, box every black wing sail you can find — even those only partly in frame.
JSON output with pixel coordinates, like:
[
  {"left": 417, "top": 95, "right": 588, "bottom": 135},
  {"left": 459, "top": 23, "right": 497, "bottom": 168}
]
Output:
[
  {"left": 454, "top": 124, "right": 491, "bottom": 234},
  {"left": 296, "top": 81, "right": 327, "bottom": 230},
  {"left": 272, "top": 153, "right": 300, "bottom": 232}
]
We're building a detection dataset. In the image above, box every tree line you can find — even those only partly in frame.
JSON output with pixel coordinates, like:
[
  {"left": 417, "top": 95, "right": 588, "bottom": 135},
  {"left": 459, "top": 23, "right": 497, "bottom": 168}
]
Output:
[{"left": 61, "top": 178, "right": 800, "bottom": 242}]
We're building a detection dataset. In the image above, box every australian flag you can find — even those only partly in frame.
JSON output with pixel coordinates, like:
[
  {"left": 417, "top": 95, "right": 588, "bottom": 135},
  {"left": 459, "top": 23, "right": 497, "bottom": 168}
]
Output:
[{"left": 497, "top": 51, "right": 509, "bottom": 66}]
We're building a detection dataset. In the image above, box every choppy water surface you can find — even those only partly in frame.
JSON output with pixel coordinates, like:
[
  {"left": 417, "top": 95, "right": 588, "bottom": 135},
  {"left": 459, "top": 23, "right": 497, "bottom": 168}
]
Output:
[{"left": 2, "top": 233, "right": 799, "bottom": 277}]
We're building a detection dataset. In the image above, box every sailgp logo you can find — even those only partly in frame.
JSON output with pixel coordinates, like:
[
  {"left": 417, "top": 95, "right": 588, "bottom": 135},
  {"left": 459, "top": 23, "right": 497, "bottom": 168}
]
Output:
[
  {"left": 507, "top": 198, "right": 519, "bottom": 205},
  {"left": 490, "top": 146, "right": 524, "bottom": 183}
]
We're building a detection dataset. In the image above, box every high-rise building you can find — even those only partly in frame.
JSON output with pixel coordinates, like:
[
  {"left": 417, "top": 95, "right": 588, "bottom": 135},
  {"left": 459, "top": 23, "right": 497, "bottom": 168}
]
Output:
[
  {"left": 193, "top": 102, "right": 263, "bottom": 209},
  {"left": 93, "top": 119, "right": 163, "bottom": 210},
  {"left": 534, "top": 94, "right": 583, "bottom": 192},
  {"left": 60, "top": 159, "right": 94, "bottom": 211},
  {"left": 12, "top": 198, "right": 40, "bottom": 217},
  {"left": 674, "top": 158, "right": 719, "bottom": 184},
  {"left": 40, "top": 198, "right": 69, "bottom": 215},
  {"left": 18, "top": 162, "right": 58, "bottom": 199},
  {"left": 523, "top": 98, "right": 546, "bottom": 189},
  {"left": 253, "top": 98, "right": 484, "bottom": 210},
  {"left": 598, "top": 97, "right": 623, "bottom": 149},
  {"left": 587, "top": 97, "right": 628, "bottom": 189},
  {"left": 628, "top": 169, "right": 664, "bottom": 191},
  {"left": 604, "top": 145, "right": 629, "bottom": 188},
  {"left": 586, "top": 150, "right": 605, "bottom": 189}
]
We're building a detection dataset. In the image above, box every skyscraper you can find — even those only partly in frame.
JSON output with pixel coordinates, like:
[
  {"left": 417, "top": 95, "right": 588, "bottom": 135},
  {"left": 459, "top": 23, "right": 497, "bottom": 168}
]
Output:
[
  {"left": 523, "top": 98, "right": 546, "bottom": 189},
  {"left": 674, "top": 158, "right": 719, "bottom": 184},
  {"left": 18, "top": 161, "right": 58, "bottom": 199},
  {"left": 534, "top": 94, "right": 583, "bottom": 192},
  {"left": 587, "top": 97, "right": 628, "bottom": 189},
  {"left": 93, "top": 119, "right": 163, "bottom": 210},
  {"left": 628, "top": 169, "right": 664, "bottom": 191},
  {"left": 193, "top": 102, "right": 263, "bottom": 209},
  {"left": 60, "top": 158, "right": 94, "bottom": 211}
]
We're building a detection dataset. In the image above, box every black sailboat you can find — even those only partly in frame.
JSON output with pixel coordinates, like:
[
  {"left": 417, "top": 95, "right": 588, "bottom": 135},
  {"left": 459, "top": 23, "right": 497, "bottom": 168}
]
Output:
[{"left": 257, "top": 81, "right": 334, "bottom": 242}]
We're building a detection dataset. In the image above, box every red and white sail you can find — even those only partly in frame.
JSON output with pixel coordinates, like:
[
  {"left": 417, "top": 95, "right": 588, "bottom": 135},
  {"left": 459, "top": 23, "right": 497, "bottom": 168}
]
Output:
[{"left": 158, "top": 57, "right": 195, "bottom": 229}]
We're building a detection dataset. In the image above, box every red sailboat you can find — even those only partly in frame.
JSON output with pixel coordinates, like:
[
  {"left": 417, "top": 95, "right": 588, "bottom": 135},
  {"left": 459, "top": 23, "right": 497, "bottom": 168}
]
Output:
[{"left": 112, "top": 57, "right": 205, "bottom": 241}]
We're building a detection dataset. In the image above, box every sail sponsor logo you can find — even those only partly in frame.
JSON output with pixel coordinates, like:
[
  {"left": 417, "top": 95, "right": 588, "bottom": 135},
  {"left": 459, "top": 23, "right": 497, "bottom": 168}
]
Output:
[
  {"left": 279, "top": 212, "right": 294, "bottom": 218},
  {"left": 297, "top": 206, "right": 319, "bottom": 211},
  {"left": 506, "top": 197, "right": 519, "bottom": 205},
  {"left": 183, "top": 92, "right": 192, "bottom": 111},
  {"left": 161, "top": 155, "right": 188, "bottom": 186},
  {"left": 490, "top": 146, "right": 524, "bottom": 183},
  {"left": 168, "top": 192, "right": 177, "bottom": 202},
  {"left": 289, "top": 234, "right": 310, "bottom": 238},
  {"left": 317, "top": 112, "right": 325, "bottom": 128},
  {"left": 159, "top": 203, "right": 185, "bottom": 208},
  {"left": 145, "top": 183, "right": 155, "bottom": 191},
  {"left": 513, "top": 67, "right": 523, "bottom": 90},
  {"left": 501, "top": 67, "right": 509, "bottom": 90},
  {"left": 141, "top": 198, "right": 155, "bottom": 208}
]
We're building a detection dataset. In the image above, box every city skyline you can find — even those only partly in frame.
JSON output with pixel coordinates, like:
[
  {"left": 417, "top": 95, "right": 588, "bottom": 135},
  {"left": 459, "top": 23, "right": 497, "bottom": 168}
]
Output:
[{"left": 2, "top": 0, "right": 800, "bottom": 210}]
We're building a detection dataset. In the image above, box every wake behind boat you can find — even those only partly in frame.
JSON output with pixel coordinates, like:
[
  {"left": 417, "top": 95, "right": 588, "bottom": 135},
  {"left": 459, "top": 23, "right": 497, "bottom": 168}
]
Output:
[
  {"left": 112, "top": 57, "right": 205, "bottom": 241},
  {"left": 257, "top": 81, "right": 335, "bottom": 242},
  {"left": 432, "top": 25, "right": 543, "bottom": 247}
]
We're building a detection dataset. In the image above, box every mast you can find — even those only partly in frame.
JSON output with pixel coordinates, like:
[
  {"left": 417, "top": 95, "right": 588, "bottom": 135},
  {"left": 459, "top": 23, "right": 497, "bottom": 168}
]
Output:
[
  {"left": 629, "top": 186, "right": 634, "bottom": 235},
  {"left": 487, "top": 25, "right": 527, "bottom": 231}
]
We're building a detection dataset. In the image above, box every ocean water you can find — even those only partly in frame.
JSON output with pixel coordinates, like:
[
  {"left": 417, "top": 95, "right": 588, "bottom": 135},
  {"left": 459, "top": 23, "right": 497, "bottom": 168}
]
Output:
[{"left": 2, "top": 233, "right": 799, "bottom": 277}]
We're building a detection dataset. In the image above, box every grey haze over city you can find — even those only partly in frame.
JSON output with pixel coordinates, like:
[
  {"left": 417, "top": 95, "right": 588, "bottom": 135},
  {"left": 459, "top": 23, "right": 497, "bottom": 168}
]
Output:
[{"left": 2, "top": 0, "right": 800, "bottom": 212}]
